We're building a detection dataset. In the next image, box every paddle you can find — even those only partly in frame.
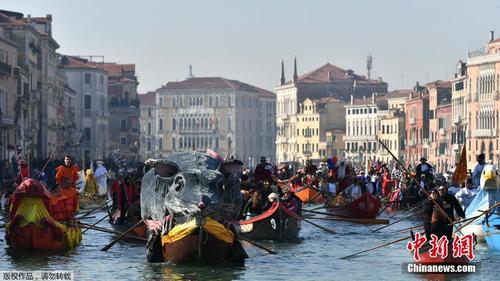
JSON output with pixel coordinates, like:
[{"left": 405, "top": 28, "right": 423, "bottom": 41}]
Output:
[
  {"left": 239, "top": 236, "right": 277, "bottom": 255},
  {"left": 101, "top": 219, "right": 144, "bottom": 251},
  {"left": 341, "top": 235, "right": 411, "bottom": 259},
  {"left": 388, "top": 201, "right": 424, "bottom": 220},
  {"left": 284, "top": 208, "right": 336, "bottom": 234},
  {"left": 393, "top": 224, "right": 424, "bottom": 234},
  {"left": 303, "top": 216, "right": 389, "bottom": 225},
  {"left": 76, "top": 199, "right": 112, "bottom": 220},
  {"left": 302, "top": 209, "right": 388, "bottom": 224},
  {"left": 82, "top": 211, "right": 115, "bottom": 234},
  {"left": 377, "top": 205, "right": 390, "bottom": 216},
  {"left": 371, "top": 210, "right": 424, "bottom": 233},
  {"left": 75, "top": 222, "right": 146, "bottom": 241}
]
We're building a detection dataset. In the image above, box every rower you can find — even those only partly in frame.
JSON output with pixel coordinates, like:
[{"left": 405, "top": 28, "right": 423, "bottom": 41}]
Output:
[
  {"left": 472, "top": 154, "right": 486, "bottom": 188},
  {"left": 455, "top": 178, "right": 478, "bottom": 210},
  {"left": 281, "top": 187, "right": 302, "bottom": 215},
  {"left": 425, "top": 185, "right": 465, "bottom": 240}
]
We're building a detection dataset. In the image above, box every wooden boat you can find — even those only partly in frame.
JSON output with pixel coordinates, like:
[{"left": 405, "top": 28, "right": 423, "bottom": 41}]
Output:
[
  {"left": 79, "top": 194, "right": 108, "bottom": 209},
  {"left": 110, "top": 209, "right": 146, "bottom": 238},
  {"left": 5, "top": 178, "right": 81, "bottom": 251},
  {"left": 325, "top": 191, "right": 381, "bottom": 219},
  {"left": 291, "top": 186, "right": 324, "bottom": 204},
  {"left": 160, "top": 216, "right": 247, "bottom": 264},
  {"left": 237, "top": 202, "right": 301, "bottom": 241}
]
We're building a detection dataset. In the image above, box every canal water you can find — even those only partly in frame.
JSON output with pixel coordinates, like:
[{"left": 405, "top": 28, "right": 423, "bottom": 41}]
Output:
[{"left": 1, "top": 208, "right": 498, "bottom": 281}]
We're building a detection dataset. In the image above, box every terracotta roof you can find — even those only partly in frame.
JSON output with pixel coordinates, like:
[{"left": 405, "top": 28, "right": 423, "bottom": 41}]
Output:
[
  {"left": 60, "top": 56, "right": 100, "bottom": 70},
  {"left": 387, "top": 89, "right": 414, "bottom": 99},
  {"left": 139, "top": 92, "right": 156, "bottom": 105},
  {"left": 490, "top": 38, "right": 500, "bottom": 43},
  {"left": 285, "top": 63, "right": 384, "bottom": 85},
  {"left": 92, "top": 63, "right": 135, "bottom": 77},
  {"left": 317, "top": 97, "right": 342, "bottom": 104},
  {"left": 349, "top": 95, "right": 387, "bottom": 106},
  {"left": 426, "top": 80, "right": 451, "bottom": 88},
  {"left": 164, "top": 77, "right": 274, "bottom": 98}
]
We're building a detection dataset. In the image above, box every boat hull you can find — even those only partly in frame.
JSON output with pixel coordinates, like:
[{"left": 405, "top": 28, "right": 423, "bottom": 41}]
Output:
[
  {"left": 482, "top": 214, "right": 500, "bottom": 250},
  {"left": 417, "top": 243, "right": 470, "bottom": 264},
  {"left": 238, "top": 203, "right": 301, "bottom": 241},
  {"left": 292, "top": 186, "right": 324, "bottom": 204},
  {"left": 325, "top": 192, "right": 381, "bottom": 219}
]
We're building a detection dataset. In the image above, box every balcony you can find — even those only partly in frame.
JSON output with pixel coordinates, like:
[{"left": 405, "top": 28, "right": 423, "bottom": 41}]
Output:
[
  {"left": 423, "top": 138, "right": 430, "bottom": 146},
  {"left": 453, "top": 116, "right": 461, "bottom": 125},
  {"left": 408, "top": 140, "right": 416, "bottom": 147},
  {"left": 472, "top": 129, "right": 498, "bottom": 138},
  {"left": 409, "top": 118, "right": 416, "bottom": 125},
  {"left": 439, "top": 128, "right": 446, "bottom": 136},
  {"left": 0, "top": 61, "right": 12, "bottom": 76}
]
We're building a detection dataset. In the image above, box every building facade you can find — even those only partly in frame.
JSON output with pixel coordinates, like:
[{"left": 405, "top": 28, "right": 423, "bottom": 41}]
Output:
[
  {"left": 295, "top": 97, "right": 345, "bottom": 164},
  {"left": 139, "top": 91, "right": 157, "bottom": 160},
  {"left": 435, "top": 103, "right": 452, "bottom": 172},
  {"left": 276, "top": 59, "right": 388, "bottom": 164},
  {"left": 344, "top": 93, "right": 386, "bottom": 168},
  {"left": 61, "top": 55, "right": 109, "bottom": 165},
  {"left": 94, "top": 62, "right": 140, "bottom": 160},
  {"left": 467, "top": 34, "right": 500, "bottom": 166},
  {"left": 404, "top": 93, "right": 429, "bottom": 166},
  {"left": 156, "top": 77, "right": 276, "bottom": 167},
  {"left": 451, "top": 61, "right": 468, "bottom": 163},
  {"left": 427, "top": 80, "right": 452, "bottom": 167},
  {"left": 377, "top": 109, "right": 405, "bottom": 165}
]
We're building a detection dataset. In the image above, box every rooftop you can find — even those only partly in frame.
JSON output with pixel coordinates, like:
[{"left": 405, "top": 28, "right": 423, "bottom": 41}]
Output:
[
  {"left": 387, "top": 89, "right": 414, "bottom": 99},
  {"left": 163, "top": 77, "right": 275, "bottom": 98},
  {"left": 284, "top": 63, "right": 385, "bottom": 85},
  {"left": 139, "top": 92, "right": 156, "bottom": 105}
]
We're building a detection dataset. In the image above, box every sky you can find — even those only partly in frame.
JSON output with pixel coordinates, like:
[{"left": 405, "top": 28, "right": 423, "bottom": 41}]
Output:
[{"left": 2, "top": 0, "right": 500, "bottom": 93}]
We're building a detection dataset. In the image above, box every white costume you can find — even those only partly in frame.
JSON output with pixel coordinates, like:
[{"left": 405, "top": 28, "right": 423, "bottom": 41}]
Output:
[
  {"left": 455, "top": 187, "right": 478, "bottom": 210},
  {"left": 94, "top": 163, "right": 108, "bottom": 195}
]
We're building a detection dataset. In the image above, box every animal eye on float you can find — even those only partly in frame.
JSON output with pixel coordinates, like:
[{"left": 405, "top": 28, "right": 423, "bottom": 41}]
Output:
[{"left": 174, "top": 176, "right": 184, "bottom": 192}]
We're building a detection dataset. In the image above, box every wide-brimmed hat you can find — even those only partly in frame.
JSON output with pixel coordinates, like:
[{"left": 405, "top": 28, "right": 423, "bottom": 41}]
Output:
[
  {"left": 420, "top": 157, "right": 427, "bottom": 162},
  {"left": 96, "top": 160, "right": 104, "bottom": 165}
]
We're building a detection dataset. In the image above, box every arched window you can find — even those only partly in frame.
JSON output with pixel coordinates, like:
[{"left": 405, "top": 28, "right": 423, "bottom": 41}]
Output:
[
  {"left": 179, "top": 137, "right": 183, "bottom": 148},
  {"left": 148, "top": 123, "right": 151, "bottom": 135},
  {"left": 159, "top": 118, "right": 163, "bottom": 131},
  {"left": 172, "top": 118, "right": 176, "bottom": 130}
]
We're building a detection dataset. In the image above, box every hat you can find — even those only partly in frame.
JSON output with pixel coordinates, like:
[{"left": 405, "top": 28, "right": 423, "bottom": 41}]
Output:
[
  {"left": 420, "top": 157, "right": 427, "bottom": 162},
  {"left": 96, "top": 160, "right": 104, "bottom": 165},
  {"left": 260, "top": 156, "right": 267, "bottom": 161}
]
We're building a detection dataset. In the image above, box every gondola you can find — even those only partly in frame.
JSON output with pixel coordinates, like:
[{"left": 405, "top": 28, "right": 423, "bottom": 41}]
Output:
[
  {"left": 237, "top": 202, "right": 301, "bottom": 241},
  {"left": 325, "top": 191, "right": 381, "bottom": 219},
  {"left": 5, "top": 178, "right": 81, "bottom": 251}
]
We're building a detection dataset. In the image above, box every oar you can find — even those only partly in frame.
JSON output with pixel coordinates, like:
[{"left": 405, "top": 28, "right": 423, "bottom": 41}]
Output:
[
  {"left": 75, "top": 222, "right": 146, "bottom": 241},
  {"left": 82, "top": 211, "right": 115, "bottom": 234},
  {"left": 393, "top": 224, "right": 424, "bottom": 234},
  {"left": 341, "top": 235, "right": 411, "bottom": 259},
  {"left": 377, "top": 205, "right": 390, "bottom": 216},
  {"left": 101, "top": 219, "right": 144, "bottom": 251},
  {"left": 239, "top": 236, "right": 277, "bottom": 255},
  {"left": 303, "top": 216, "right": 389, "bottom": 225},
  {"left": 302, "top": 209, "right": 387, "bottom": 224},
  {"left": 285, "top": 208, "right": 336, "bottom": 234},
  {"left": 371, "top": 210, "right": 424, "bottom": 233},
  {"left": 387, "top": 201, "right": 424, "bottom": 220},
  {"left": 76, "top": 199, "right": 112, "bottom": 219}
]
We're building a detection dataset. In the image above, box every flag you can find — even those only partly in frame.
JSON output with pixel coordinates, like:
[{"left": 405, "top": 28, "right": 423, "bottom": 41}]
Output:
[{"left": 452, "top": 144, "right": 467, "bottom": 186}]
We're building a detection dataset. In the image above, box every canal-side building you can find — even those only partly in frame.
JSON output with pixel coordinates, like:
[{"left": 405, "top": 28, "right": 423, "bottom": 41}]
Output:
[
  {"left": 139, "top": 91, "right": 157, "bottom": 160},
  {"left": 275, "top": 58, "right": 388, "bottom": 164},
  {"left": 156, "top": 76, "right": 276, "bottom": 167}
]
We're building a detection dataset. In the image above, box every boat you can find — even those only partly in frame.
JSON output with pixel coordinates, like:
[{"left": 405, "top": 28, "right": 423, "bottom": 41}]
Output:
[
  {"left": 482, "top": 213, "right": 500, "bottom": 250},
  {"left": 237, "top": 202, "right": 301, "bottom": 241},
  {"left": 110, "top": 209, "right": 146, "bottom": 238},
  {"left": 291, "top": 185, "right": 324, "bottom": 204},
  {"left": 141, "top": 152, "right": 248, "bottom": 264},
  {"left": 325, "top": 191, "right": 381, "bottom": 219},
  {"left": 461, "top": 164, "right": 500, "bottom": 242},
  {"left": 5, "top": 178, "right": 82, "bottom": 251},
  {"left": 79, "top": 194, "right": 108, "bottom": 209}
]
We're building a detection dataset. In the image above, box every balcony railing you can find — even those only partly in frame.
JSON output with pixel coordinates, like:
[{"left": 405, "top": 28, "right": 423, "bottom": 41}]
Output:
[
  {"left": 439, "top": 128, "right": 446, "bottom": 136},
  {"left": 472, "top": 129, "right": 498, "bottom": 138}
]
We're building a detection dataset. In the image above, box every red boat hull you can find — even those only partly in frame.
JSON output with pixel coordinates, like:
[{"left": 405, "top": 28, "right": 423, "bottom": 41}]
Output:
[
  {"left": 325, "top": 192, "right": 381, "bottom": 219},
  {"left": 418, "top": 243, "right": 470, "bottom": 264}
]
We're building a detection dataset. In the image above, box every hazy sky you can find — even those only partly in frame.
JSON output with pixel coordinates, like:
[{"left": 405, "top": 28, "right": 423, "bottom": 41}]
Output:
[{"left": 3, "top": 0, "right": 500, "bottom": 93}]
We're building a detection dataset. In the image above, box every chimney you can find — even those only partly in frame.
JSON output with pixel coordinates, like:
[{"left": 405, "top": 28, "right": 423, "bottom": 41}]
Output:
[
  {"left": 293, "top": 56, "right": 298, "bottom": 83},
  {"left": 188, "top": 65, "right": 194, "bottom": 78},
  {"left": 363, "top": 95, "right": 366, "bottom": 100},
  {"left": 409, "top": 92, "right": 413, "bottom": 99},
  {"left": 372, "top": 93, "right": 375, "bottom": 104},
  {"left": 350, "top": 94, "right": 354, "bottom": 105},
  {"left": 490, "top": 30, "right": 495, "bottom": 42}
]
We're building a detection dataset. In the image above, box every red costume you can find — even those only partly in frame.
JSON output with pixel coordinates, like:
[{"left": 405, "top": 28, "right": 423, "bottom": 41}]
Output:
[
  {"left": 253, "top": 163, "right": 276, "bottom": 182},
  {"left": 381, "top": 170, "right": 392, "bottom": 197}
]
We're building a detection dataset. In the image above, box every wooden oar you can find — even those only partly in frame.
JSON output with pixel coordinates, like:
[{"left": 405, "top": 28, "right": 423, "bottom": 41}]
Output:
[
  {"left": 303, "top": 216, "right": 389, "bottom": 225},
  {"left": 101, "top": 219, "right": 144, "bottom": 251},
  {"left": 393, "top": 224, "right": 424, "bottom": 234},
  {"left": 76, "top": 222, "right": 146, "bottom": 241},
  {"left": 285, "top": 208, "right": 336, "bottom": 234},
  {"left": 387, "top": 201, "right": 424, "bottom": 220},
  {"left": 377, "top": 205, "right": 390, "bottom": 216},
  {"left": 82, "top": 211, "right": 114, "bottom": 234},
  {"left": 371, "top": 210, "right": 424, "bottom": 233},
  {"left": 239, "top": 236, "right": 277, "bottom": 255},
  {"left": 302, "top": 209, "right": 388, "bottom": 225},
  {"left": 76, "top": 199, "right": 112, "bottom": 219},
  {"left": 341, "top": 235, "right": 411, "bottom": 259}
]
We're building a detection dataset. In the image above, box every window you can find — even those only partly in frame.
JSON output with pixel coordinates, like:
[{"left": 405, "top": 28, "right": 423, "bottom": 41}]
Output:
[
  {"left": 227, "top": 114, "right": 232, "bottom": 130},
  {"left": 215, "top": 137, "right": 219, "bottom": 149},
  {"left": 121, "top": 137, "right": 127, "bottom": 144},
  {"left": 84, "top": 73, "right": 91, "bottom": 84},
  {"left": 84, "top": 127, "right": 91, "bottom": 141},
  {"left": 172, "top": 119, "right": 176, "bottom": 130},
  {"left": 172, "top": 138, "right": 176, "bottom": 149},
  {"left": 121, "top": 120, "right": 127, "bottom": 129},
  {"left": 147, "top": 141, "right": 151, "bottom": 151},
  {"left": 159, "top": 118, "right": 163, "bottom": 131},
  {"left": 148, "top": 123, "right": 151, "bottom": 135},
  {"left": 159, "top": 138, "right": 163, "bottom": 150},
  {"left": 173, "top": 97, "right": 177, "bottom": 107},
  {"left": 84, "top": 95, "right": 91, "bottom": 110},
  {"left": 148, "top": 107, "right": 152, "bottom": 117},
  {"left": 159, "top": 97, "right": 163, "bottom": 107}
]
